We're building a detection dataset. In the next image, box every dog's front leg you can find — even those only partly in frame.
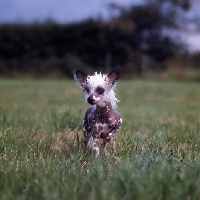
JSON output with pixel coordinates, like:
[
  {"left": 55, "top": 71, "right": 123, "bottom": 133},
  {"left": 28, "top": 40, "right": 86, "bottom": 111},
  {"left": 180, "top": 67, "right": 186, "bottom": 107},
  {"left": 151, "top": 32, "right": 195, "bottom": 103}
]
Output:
[
  {"left": 102, "top": 130, "right": 117, "bottom": 148},
  {"left": 102, "top": 120, "right": 122, "bottom": 148}
]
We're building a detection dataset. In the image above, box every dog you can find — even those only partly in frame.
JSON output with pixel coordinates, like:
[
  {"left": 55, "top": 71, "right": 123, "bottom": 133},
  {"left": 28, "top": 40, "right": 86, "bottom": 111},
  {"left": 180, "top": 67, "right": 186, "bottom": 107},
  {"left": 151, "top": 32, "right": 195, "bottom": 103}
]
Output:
[{"left": 74, "top": 69, "right": 122, "bottom": 157}]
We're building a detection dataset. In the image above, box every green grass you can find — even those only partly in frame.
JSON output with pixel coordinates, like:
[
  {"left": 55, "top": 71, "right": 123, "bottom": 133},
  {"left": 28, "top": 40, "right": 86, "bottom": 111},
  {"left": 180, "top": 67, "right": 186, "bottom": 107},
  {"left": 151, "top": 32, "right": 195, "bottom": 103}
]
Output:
[{"left": 0, "top": 79, "right": 200, "bottom": 200}]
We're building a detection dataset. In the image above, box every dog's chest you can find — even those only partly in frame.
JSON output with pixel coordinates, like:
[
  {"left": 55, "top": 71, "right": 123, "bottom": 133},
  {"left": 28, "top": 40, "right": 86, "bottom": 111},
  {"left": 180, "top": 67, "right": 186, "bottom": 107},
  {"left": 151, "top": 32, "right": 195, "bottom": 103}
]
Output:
[
  {"left": 95, "top": 121, "right": 111, "bottom": 134},
  {"left": 94, "top": 112, "right": 120, "bottom": 137},
  {"left": 84, "top": 105, "right": 121, "bottom": 138}
]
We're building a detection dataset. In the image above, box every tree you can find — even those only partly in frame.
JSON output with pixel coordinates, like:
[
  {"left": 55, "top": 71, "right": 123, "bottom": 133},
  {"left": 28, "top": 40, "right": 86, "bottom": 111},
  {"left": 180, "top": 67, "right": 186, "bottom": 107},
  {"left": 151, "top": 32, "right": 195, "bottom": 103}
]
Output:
[
  {"left": 107, "top": 0, "right": 194, "bottom": 74},
  {"left": 100, "top": 18, "right": 135, "bottom": 72}
]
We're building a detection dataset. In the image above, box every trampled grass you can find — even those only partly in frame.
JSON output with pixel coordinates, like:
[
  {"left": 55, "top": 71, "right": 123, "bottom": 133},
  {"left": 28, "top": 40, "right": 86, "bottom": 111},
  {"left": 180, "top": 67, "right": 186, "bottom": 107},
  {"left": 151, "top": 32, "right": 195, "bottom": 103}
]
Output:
[{"left": 0, "top": 79, "right": 200, "bottom": 199}]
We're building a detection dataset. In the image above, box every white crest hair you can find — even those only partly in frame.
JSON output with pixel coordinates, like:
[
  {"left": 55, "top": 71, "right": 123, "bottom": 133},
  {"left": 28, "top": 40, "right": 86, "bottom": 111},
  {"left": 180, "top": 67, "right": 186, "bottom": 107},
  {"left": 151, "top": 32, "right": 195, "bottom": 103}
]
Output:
[{"left": 86, "top": 72, "right": 119, "bottom": 109}]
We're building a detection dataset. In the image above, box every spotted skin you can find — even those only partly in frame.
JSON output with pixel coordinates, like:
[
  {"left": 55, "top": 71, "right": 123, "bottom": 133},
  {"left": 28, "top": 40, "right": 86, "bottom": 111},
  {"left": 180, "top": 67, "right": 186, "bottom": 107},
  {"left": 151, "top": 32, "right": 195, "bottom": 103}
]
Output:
[
  {"left": 74, "top": 69, "right": 122, "bottom": 157},
  {"left": 82, "top": 102, "right": 122, "bottom": 156}
]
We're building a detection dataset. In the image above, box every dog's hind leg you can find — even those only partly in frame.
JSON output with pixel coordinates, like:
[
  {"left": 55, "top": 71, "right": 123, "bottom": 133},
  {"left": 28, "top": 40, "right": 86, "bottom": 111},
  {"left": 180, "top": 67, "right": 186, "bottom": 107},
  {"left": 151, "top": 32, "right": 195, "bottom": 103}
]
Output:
[{"left": 92, "top": 136, "right": 100, "bottom": 157}]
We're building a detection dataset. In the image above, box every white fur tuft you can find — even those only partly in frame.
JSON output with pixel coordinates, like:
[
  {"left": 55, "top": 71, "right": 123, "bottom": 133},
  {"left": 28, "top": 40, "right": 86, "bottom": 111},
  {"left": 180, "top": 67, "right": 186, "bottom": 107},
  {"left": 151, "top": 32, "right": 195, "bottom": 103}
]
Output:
[{"left": 87, "top": 72, "right": 106, "bottom": 87}]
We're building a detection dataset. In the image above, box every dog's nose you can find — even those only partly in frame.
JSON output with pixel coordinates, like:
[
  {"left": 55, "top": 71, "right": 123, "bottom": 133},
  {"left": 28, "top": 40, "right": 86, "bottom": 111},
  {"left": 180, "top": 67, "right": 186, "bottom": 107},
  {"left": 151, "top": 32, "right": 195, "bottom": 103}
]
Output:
[{"left": 87, "top": 96, "right": 95, "bottom": 105}]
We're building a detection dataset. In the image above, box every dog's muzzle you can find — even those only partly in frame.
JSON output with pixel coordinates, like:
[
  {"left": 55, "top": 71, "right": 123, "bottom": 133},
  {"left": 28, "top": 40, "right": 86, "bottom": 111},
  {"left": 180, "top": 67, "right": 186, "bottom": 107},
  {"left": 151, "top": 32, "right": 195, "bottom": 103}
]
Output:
[{"left": 87, "top": 96, "right": 95, "bottom": 105}]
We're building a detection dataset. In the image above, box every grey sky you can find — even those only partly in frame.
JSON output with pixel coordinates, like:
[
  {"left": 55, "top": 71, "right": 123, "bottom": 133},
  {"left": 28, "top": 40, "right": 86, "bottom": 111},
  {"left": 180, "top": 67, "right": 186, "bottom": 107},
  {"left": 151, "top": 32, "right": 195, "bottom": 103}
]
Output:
[{"left": 0, "top": 0, "right": 136, "bottom": 23}]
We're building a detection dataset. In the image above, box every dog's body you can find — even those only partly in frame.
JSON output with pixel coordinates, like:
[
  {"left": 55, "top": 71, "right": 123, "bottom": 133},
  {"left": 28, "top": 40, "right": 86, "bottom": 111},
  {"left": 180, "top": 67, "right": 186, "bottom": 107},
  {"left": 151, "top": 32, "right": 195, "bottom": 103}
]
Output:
[{"left": 74, "top": 69, "right": 122, "bottom": 157}]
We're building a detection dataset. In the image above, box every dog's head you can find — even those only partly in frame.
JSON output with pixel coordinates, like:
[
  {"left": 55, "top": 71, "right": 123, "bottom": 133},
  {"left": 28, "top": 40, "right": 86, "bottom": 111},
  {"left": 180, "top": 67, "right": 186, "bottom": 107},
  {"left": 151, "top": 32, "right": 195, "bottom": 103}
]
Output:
[{"left": 74, "top": 69, "right": 121, "bottom": 108}]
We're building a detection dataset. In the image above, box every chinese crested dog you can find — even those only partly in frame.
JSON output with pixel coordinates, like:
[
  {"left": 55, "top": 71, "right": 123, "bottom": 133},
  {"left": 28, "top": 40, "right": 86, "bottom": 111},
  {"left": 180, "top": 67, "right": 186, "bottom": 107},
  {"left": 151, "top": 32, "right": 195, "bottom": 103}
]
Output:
[{"left": 74, "top": 69, "right": 122, "bottom": 157}]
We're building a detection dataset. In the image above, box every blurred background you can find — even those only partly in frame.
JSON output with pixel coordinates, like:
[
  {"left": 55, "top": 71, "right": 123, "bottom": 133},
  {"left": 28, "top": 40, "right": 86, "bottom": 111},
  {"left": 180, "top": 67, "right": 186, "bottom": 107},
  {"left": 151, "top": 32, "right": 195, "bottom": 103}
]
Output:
[{"left": 0, "top": 0, "right": 200, "bottom": 80}]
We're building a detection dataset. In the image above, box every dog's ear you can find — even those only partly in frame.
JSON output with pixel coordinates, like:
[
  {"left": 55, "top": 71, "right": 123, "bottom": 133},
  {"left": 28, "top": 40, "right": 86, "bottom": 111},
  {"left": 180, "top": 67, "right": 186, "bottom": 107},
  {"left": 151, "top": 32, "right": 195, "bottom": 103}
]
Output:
[
  {"left": 73, "top": 69, "right": 87, "bottom": 86},
  {"left": 107, "top": 69, "right": 121, "bottom": 86}
]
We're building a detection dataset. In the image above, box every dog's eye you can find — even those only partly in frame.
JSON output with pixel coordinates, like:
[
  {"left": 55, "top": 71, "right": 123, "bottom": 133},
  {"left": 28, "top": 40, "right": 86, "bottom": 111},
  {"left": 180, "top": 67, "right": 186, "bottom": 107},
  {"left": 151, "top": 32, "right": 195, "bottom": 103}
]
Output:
[
  {"left": 96, "top": 87, "right": 104, "bottom": 94},
  {"left": 84, "top": 87, "right": 89, "bottom": 93}
]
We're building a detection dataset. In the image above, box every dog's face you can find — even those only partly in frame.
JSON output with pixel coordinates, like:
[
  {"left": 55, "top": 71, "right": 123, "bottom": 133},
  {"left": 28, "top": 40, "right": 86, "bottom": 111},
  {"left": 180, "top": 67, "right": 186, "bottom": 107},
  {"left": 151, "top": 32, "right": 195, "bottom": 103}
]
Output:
[{"left": 74, "top": 69, "right": 120, "bottom": 106}]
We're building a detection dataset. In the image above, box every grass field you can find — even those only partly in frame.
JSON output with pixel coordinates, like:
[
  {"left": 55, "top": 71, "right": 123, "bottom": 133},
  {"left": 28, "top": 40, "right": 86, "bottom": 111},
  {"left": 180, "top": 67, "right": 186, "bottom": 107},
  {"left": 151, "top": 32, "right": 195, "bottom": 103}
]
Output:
[{"left": 0, "top": 79, "right": 200, "bottom": 200}]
